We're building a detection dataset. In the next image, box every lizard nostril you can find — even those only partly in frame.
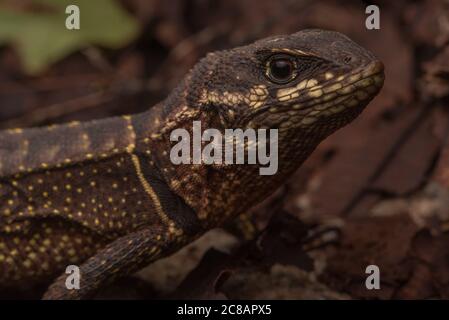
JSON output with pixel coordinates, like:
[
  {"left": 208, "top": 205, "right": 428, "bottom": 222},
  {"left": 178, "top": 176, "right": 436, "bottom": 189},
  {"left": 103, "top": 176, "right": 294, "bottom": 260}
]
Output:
[{"left": 343, "top": 56, "right": 352, "bottom": 64}]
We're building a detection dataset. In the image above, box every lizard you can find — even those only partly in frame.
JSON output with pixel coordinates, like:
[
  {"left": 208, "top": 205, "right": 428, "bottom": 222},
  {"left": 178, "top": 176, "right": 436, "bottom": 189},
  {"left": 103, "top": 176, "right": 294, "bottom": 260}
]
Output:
[{"left": 0, "top": 29, "right": 384, "bottom": 299}]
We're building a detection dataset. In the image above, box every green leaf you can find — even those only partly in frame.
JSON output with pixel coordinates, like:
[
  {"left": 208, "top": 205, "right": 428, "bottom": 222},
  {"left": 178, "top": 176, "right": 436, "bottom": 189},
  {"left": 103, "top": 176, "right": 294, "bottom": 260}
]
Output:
[{"left": 0, "top": 0, "right": 139, "bottom": 74}]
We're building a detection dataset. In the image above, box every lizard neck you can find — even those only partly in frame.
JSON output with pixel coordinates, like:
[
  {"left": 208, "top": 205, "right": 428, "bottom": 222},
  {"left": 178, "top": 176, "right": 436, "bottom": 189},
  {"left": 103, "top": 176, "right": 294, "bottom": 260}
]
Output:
[{"left": 136, "top": 96, "right": 364, "bottom": 228}]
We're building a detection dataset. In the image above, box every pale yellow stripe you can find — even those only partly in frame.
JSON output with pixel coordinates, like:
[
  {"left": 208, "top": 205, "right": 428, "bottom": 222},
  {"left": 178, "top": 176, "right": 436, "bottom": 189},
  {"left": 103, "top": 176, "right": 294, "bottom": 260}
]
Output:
[{"left": 130, "top": 154, "right": 171, "bottom": 225}]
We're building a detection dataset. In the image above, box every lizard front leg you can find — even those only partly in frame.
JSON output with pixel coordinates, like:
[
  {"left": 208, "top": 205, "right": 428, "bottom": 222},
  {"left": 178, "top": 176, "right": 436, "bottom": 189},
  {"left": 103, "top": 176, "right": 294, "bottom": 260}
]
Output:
[{"left": 42, "top": 226, "right": 174, "bottom": 300}]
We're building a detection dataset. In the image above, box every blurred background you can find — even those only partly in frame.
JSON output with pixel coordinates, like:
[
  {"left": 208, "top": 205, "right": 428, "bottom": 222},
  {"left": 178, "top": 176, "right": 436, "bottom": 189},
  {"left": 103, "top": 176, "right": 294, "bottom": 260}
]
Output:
[{"left": 1, "top": 0, "right": 449, "bottom": 299}]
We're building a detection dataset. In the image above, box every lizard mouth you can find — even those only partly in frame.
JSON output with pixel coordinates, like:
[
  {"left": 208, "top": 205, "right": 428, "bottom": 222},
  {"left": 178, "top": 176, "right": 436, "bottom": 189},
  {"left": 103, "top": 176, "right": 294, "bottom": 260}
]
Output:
[
  {"left": 247, "top": 60, "right": 384, "bottom": 129},
  {"left": 240, "top": 60, "right": 384, "bottom": 129},
  {"left": 284, "top": 60, "right": 384, "bottom": 110},
  {"left": 288, "top": 60, "right": 384, "bottom": 121}
]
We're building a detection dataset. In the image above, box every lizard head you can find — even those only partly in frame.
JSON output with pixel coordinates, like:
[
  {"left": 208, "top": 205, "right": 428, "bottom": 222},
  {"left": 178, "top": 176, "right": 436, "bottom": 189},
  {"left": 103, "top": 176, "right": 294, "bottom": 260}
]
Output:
[
  {"left": 164, "top": 29, "right": 384, "bottom": 222},
  {"left": 189, "top": 29, "right": 384, "bottom": 138}
]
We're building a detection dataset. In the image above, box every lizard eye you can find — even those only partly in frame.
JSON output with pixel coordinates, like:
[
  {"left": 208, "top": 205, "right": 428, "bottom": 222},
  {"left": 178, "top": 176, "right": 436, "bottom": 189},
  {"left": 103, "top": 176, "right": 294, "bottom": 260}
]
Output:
[{"left": 266, "top": 55, "right": 297, "bottom": 84}]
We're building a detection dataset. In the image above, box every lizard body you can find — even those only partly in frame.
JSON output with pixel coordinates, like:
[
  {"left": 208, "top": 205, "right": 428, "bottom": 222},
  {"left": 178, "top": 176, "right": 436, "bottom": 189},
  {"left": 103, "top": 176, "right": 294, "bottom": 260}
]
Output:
[{"left": 0, "top": 30, "right": 384, "bottom": 299}]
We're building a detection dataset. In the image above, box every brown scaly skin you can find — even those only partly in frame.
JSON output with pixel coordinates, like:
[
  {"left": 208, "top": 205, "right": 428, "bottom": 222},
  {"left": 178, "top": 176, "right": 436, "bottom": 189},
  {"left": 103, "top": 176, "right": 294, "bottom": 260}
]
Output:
[{"left": 0, "top": 29, "right": 384, "bottom": 299}]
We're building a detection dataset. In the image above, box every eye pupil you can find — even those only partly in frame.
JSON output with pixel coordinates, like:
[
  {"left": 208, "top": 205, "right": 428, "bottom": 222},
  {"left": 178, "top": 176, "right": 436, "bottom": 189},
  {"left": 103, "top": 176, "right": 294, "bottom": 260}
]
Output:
[{"left": 268, "top": 58, "right": 295, "bottom": 83}]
